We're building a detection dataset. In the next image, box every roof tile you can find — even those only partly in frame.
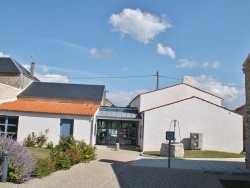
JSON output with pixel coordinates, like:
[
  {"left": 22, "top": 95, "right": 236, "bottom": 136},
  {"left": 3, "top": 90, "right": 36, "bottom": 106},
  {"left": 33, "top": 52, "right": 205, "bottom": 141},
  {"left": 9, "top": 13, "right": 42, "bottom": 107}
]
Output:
[{"left": 0, "top": 100, "right": 99, "bottom": 116}]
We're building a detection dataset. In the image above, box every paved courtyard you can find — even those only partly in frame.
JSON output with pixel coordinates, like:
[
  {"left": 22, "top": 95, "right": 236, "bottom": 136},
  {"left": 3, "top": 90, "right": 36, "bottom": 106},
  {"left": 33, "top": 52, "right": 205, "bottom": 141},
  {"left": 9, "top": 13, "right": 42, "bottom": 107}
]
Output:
[{"left": 1, "top": 145, "right": 250, "bottom": 188}]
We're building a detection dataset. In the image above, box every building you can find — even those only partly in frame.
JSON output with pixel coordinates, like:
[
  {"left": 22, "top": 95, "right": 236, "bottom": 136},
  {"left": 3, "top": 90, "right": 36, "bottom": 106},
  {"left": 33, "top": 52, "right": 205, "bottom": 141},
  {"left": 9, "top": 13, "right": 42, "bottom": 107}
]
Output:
[
  {"left": 0, "top": 57, "right": 243, "bottom": 154},
  {"left": 242, "top": 52, "right": 250, "bottom": 169},
  {"left": 0, "top": 82, "right": 105, "bottom": 145},
  {"left": 129, "top": 77, "right": 243, "bottom": 153},
  {"left": 0, "top": 57, "right": 38, "bottom": 103},
  {"left": 235, "top": 104, "right": 246, "bottom": 151}
]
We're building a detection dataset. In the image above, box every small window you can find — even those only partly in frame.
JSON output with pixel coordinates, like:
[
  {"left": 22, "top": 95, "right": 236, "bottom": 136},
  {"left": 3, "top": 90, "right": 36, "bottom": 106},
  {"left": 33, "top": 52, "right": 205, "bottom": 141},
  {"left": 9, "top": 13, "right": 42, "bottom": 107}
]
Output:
[
  {"left": 0, "top": 116, "right": 19, "bottom": 139},
  {"left": 60, "top": 119, "right": 74, "bottom": 137}
]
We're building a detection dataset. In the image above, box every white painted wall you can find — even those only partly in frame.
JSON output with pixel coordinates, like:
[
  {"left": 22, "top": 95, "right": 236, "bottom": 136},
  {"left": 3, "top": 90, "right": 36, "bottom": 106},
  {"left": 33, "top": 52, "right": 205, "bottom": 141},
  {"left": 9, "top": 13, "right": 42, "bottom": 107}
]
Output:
[
  {"left": 142, "top": 97, "right": 243, "bottom": 153},
  {"left": 0, "top": 83, "right": 19, "bottom": 103},
  {"left": 0, "top": 111, "right": 93, "bottom": 145},
  {"left": 130, "top": 84, "right": 222, "bottom": 112},
  {"left": 73, "top": 117, "right": 92, "bottom": 144}
]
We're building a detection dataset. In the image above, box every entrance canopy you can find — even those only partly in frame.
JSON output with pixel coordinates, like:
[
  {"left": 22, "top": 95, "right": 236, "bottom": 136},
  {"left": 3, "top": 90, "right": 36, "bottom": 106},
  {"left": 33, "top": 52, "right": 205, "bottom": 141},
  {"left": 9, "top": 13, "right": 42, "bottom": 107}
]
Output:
[{"left": 97, "top": 106, "right": 141, "bottom": 120}]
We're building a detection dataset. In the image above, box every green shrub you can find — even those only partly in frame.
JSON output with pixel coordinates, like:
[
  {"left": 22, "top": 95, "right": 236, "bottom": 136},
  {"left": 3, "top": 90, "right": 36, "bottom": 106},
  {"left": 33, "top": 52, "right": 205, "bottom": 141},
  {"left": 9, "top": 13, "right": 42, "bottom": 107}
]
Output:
[
  {"left": 35, "top": 157, "right": 55, "bottom": 178},
  {"left": 36, "top": 129, "right": 49, "bottom": 148},
  {"left": 46, "top": 141, "right": 54, "bottom": 149},
  {"left": 23, "top": 129, "right": 49, "bottom": 148},
  {"left": 23, "top": 132, "right": 37, "bottom": 147},
  {"left": 49, "top": 136, "right": 96, "bottom": 170},
  {"left": 50, "top": 150, "right": 71, "bottom": 170},
  {"left": 56, "top": 136, "right": 77, "bottom": 151},
  {"left": 77, "top": 140, "right": 96, "bottom": 162}
]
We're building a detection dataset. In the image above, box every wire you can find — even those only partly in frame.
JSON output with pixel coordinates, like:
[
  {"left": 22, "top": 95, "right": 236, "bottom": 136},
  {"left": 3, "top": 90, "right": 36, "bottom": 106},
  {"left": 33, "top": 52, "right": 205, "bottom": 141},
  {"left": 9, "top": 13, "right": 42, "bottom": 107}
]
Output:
[
  {"left": 36, "top": 74, "right": 245, "bottom": 88},
  {"left": 36, "top": 75, "right": 155, "bottom": 79}
]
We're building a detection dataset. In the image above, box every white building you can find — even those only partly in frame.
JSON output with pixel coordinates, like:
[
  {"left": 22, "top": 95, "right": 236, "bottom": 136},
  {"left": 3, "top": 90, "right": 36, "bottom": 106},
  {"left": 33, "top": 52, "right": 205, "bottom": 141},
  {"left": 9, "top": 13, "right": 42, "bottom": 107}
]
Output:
[
  {"left": 0, "top": 57, "right": 243, "bottom": 153},
  {"left": 130, "top": 77, "right": 243, "bottom": 153}
]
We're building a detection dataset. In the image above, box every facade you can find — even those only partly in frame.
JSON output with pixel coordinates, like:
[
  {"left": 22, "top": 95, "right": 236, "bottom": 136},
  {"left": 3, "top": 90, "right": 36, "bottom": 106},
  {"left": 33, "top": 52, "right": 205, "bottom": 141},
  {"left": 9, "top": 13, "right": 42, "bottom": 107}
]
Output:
[
  {"left": 0, "top": 57, "right": 39, "bottom": 104},
  {"left": 0, "top": 82, "right": 105, "bottom": 145},
  {"left": 243, "top": 53, "right": 250, "bottom": 169},
  {"left": 130, "top": 77, "right": 243, "bottom": 153},
  {"left": 0, "top": 57, "right": 244, "bottom": 153},
  {"left": 96, "top": 106, "right": 141, "bottom": 146},
  {"left": 235, "top": 104, "right": 246, "bottom": 151}
]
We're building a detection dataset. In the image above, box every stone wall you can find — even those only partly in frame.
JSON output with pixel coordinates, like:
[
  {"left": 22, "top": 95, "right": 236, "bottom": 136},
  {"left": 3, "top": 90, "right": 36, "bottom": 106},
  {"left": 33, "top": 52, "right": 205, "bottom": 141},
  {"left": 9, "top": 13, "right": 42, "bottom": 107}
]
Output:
[
  {"left": 243, "top": 53, "right": 250, "bottom": 169},
  {"left": 160, "top": 142, "right": 184, "bottom": 158},
  {"left": 0, "top": 75, "right": 21, "bottom": 88}
]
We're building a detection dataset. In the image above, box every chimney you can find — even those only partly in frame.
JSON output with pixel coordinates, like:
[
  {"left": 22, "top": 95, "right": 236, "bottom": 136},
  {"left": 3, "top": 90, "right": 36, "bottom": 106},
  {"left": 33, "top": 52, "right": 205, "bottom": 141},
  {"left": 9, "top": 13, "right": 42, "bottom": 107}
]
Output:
[
  {"left": 182, "top": 76, "right": 195, "bottom": 86},
  {"left": 30, "top": 62, "right": 35, "bottom": 76}
]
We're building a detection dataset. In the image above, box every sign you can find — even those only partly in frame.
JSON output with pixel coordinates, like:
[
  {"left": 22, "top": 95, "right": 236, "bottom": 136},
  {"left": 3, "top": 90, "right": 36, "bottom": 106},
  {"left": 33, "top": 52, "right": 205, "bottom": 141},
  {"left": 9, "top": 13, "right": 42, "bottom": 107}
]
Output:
[{"left": 166, "top": 131, "right": 175, "bottom": 140}]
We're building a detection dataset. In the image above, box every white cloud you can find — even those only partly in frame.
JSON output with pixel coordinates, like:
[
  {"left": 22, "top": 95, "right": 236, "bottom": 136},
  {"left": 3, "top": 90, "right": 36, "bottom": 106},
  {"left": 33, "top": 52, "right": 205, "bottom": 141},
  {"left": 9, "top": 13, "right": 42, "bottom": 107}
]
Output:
[
  {"left": 0, "top": 52, "right": 10, "bottom": 57},
  {"left": 202, "top": 62, "right": 209, "bottom": 68},
  {"left": 35, "top": 73, "right": 69, "bottom": 83},
  {"left": 107, "top": 89, "right": 148, "bottom": 106},
  {"left": 42, "top": 65, "right": 49, "bottom": 72},
  {"left": 212, "top": 61, "right": 221, "bottom": 69},
  {"left": 22, "top": 64, "right": 30, "bottom": 70},
  {"left": 177, "top": 59, "right": 198, "bottom": 68},
  {"left": 109, "top": 8, "right": 170, "bottom": 44},
  {"left": 157, "top": 43, "right": 176, "bottom": 58},
  {"left": 194, "top": 75, "right": 241, "bottom": 106},
  {"left": 90, "top": 48, "right": 113, "bottom": 58},
  {"left": 43, "top": 39, "right": 88, "bottom": 51}
]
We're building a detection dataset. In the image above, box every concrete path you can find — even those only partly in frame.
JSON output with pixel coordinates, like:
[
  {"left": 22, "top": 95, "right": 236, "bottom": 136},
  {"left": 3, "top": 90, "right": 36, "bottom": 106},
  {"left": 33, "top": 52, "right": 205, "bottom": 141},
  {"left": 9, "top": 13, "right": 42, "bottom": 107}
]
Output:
[{"left": 1, "top": 146, "right": 250, "bottom": 188}]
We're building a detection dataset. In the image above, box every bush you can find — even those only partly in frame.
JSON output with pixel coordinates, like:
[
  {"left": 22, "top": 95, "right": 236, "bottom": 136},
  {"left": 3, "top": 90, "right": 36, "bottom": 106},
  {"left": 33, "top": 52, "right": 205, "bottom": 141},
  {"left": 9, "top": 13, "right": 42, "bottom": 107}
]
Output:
[
  {"left": 50, "top": 136, "right": 96, "bottom": 170},
  {"left": 46, "top": 141, "right": 54, "bottom": 149},
  {"left": 77, "top": 140, "right": 96, "bottom": 162},
  {"left": 36, "top": 129, "right": 49, "bottom": 148},
  {"left": 35, "top": 157, "right": 55, "bottom": 178},
  {"left": 23, "top": 129, "right": 49, "bottom": 148},
  {"left": 23, "top": 132, "right": 37, "bottom": 147},
  {"left": 0, "top": 136, "right": 35, "bottom": 183},
  {"left": 50, "top": 149, "right": 71, "bottom": 170}
]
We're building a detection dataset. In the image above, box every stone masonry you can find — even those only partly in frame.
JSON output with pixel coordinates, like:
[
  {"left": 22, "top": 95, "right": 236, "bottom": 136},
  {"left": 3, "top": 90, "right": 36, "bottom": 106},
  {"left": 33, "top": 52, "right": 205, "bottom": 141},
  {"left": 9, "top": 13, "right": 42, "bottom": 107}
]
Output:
[
  {"left": 243, "top": 53, "right": 250, "bottom": 169},
  {"left": 160, "top": 142, "right": 184, "bottom": 158}
]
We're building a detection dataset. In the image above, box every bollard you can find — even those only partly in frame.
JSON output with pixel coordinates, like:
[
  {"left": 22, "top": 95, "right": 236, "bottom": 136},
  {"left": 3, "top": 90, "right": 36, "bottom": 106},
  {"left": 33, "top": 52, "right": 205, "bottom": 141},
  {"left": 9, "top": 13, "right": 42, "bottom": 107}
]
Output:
[
  {"left": 115, "top": 143, "right": 119, "bottom": 151},
  {"left": 1, "top": 151, "right": 9, "bottom": 182}
]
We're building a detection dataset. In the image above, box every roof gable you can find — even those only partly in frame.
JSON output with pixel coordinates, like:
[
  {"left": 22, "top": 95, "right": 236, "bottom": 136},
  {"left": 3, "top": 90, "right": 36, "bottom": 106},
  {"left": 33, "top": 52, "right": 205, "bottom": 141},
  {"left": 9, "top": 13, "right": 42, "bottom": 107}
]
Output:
[
  {"left": 129, "top": 83, "right": 222, "bottom": 105},
  {"left": 0, "top": 57, "right": 39, "bottom": 81},
  {"left": 18, "top": 82, "right": 105, "bottom": 102},
  {"left": 142, "top": 96, "right": 234, "bottom": 114}
]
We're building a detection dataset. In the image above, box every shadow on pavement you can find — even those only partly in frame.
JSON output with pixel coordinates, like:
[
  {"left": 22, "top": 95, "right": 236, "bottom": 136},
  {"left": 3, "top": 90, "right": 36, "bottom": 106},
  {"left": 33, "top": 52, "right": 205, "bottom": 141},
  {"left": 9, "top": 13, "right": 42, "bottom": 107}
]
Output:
[{"left": 99, "top": 157, "right": 250, "bottom": 188}]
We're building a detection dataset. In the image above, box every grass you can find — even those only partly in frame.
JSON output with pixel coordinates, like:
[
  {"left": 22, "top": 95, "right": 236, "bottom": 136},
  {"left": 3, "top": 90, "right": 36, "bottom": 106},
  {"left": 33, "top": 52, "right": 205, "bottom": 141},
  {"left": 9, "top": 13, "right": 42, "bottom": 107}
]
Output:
[
  {"left": 142, "top": 150, "right": 245, "bottom": 158},
  {"left": 219, "top": 179, "right": 250, "bottom": 188},
  {"left": 26, "top": 147, "right": 51, "bottom": 159}
]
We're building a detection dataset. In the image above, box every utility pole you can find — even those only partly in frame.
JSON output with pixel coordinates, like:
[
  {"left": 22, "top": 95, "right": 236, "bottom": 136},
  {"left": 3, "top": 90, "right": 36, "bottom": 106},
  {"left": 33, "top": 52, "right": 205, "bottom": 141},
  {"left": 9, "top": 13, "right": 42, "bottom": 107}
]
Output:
[{"left": 156, "top": 71, "right": 159, "bottom": 90}]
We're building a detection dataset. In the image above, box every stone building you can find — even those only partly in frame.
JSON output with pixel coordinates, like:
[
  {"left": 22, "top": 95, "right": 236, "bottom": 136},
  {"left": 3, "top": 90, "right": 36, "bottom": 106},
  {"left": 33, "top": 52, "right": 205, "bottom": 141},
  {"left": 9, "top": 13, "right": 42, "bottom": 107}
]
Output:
[
  {"left": 243, "top": 53, "right": 250, "bottom": 169},
  {"left": 0, "top": 57, "right": 39, "bottom": 103}
]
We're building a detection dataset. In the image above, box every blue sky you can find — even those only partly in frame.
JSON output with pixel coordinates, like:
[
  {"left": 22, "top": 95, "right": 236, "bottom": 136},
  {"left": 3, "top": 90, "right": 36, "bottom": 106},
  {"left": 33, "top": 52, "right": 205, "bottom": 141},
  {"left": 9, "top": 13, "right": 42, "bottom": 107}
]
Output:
[{"left": 1, "top": 0, "right": 249, "bottom": 109}]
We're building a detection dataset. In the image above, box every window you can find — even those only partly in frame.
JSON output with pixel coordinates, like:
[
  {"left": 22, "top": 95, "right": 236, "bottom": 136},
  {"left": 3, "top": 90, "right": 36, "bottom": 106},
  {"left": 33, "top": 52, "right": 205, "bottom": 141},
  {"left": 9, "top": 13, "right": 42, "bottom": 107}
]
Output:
[
  {"left": 0, "top": 116, "right": 19, "bottom": 139},
  {"left": 60, "top": 119, "right": 74, "bottom": 137}
]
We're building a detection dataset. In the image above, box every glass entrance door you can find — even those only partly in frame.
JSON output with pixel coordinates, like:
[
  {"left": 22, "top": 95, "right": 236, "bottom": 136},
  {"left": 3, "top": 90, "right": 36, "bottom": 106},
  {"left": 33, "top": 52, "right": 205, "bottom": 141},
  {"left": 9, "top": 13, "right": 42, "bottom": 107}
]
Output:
[
  {"left": 107, "top": 121, "right": 119, "bottom": 144},
  {"left": 96, "top": 120, "right": 137, "bottom": 145}
]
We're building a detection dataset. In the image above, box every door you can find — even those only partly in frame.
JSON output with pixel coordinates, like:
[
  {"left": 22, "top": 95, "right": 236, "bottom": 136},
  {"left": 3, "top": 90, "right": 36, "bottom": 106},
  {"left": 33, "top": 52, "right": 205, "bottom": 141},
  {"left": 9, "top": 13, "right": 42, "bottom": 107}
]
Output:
[{"left": 60, "top": 119, "right": 74, "bottom": 137}]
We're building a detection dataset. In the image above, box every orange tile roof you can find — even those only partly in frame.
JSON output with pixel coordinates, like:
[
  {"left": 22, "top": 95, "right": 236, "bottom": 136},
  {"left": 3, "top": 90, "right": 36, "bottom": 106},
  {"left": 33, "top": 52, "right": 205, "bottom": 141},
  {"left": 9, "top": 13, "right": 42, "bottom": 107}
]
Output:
[{"left": 0, "top": 100, "right": 99, "bottom": 116}]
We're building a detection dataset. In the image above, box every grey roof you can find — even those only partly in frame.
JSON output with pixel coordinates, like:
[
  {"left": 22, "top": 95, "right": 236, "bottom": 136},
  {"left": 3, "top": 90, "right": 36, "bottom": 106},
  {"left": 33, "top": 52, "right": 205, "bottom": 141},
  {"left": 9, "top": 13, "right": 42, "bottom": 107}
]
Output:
[
  {"left": 18, "top": 82, "right": 105, "bottom": 101},
  {"left": 97, "top": 106, "right": 141, "bottom": 120},
  {"left": 0, "top": 57, "right": 39, "bottom": 81}
]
